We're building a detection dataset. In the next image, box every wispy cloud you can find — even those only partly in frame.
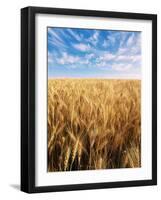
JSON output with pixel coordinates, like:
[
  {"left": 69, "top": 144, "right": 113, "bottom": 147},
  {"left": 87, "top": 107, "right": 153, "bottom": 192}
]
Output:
[
  {"left": 103, "top": 31, "right": 117, "bottom": 47},
  {"left": 57, "top": 52, "right": 80, "bottom": 65},
  {"left": 99, "top": 53, "right": 116, "bottom": 61},
  {"left": 112, "top": 63, "right": 133, "bottom": 72},
  {"left": 102, "top": 40, "right": 109, "bottom": 48},
  {"left": 48, "top": 28, "right": 141, "bottom": 78},
  {"left": 95, "top": 31, "right": 141, "bottom": 72},
  {"left": 88, "top": 30, "right": 99, "bottom": 46},
  {"left": 73, "top": 43, "right": 91, "bottom": 51},
  {"left": 67, "top": 29, "right": 82, "bottom": 41},
  {"left": 85, "top": 53, "right": 95, "bottom": 59},
  {"left": 48, "top": 28, "right": 68, "bottom": 50},
  {"left": 48, "top": 28, "right": 64, "bottom": 43},
  {"left": 48, "top": 51, "right": 53, "bottom": 64},
  {"left": 126, "top": 33, "right": 135, "bottom": 46}
]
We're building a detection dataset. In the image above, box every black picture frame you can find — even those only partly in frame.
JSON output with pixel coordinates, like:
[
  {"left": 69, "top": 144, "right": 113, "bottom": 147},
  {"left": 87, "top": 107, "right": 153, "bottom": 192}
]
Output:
[{"left": 21, "top": 6, "right": 157, "bottom": 193}]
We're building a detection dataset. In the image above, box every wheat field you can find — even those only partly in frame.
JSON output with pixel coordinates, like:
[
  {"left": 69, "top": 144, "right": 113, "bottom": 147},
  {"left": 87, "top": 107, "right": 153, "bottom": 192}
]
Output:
[{"left": 47, "top": 79, "right": 141, "bottom": 172}]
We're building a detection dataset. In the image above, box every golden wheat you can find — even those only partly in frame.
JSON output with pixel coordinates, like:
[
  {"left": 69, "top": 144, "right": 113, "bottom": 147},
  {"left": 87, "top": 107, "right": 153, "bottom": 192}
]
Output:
[{"left": 47, "top": 79, "right": 141, "bottom": 172}]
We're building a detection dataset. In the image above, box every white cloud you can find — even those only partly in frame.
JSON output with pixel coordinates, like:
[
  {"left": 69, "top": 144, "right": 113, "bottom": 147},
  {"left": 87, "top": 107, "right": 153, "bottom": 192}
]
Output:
[
  {"left": 99, "top": 53, "right": 116, "bottom": 61},
  {"left": 96, "top": 61, "right": 108, "bottom": 68},
  {"left": 73, "top": 43, "right": 91, "bottom": 51},
  {"left": 119, "top": 32, "right": 129, "bottom": 47},
  {"left": 48, "top": 52, "right": 53, "bottom": 63},
  {"left": 57, "top": 52, "right": 80, "bottom": 65},
  {"left": 85, "top": 53, "right": 95, "bottom": 59},
  {"left": 56, "top": 52, "right": 92, "bottom": 67},
  {"left": 48, "top": 28, "right": 64, "bottom": 43},
  {"left": 48, "top": 29, "right": 141, "bottom": 79},
  {"left": 107, "top": 34, "right": 116, "bottom": 45},
  {"left": 123, "top": 33, "right": 141, "bottom": 55},
  {"left": 48, "top": 28, "right": 67, "bottom": 49},
  {"left": 117, "top": 55, "right": 141, "bottom": 63},
  {"left": 80, "top": 60, "right": 90, "bottom": 65},
  {"left": 116, "top": 55, "right": 127, "bottom": 61},
  {"left": 131, "top": 36, "right": 141, "bottom": 54},
  {"left": 112, "top": 63, "right": 133, "bottom": 71},
  {"left": 88, "top": 31, "right": 99, "bottom": 46},
  {"left": 67, "top": 29, "right": 82, "bottom": 41},
  {"left": 95, "top": 53, "right": 116, "bottom": 67},
  {"left": 95, "top": 35, "right": 141, "bottom": 70},
  {"left": 102, "top": 40, "right": 109, "bottom": 48},
  {"left": 102, "top": 32, "right": 119, "bottom": 48},
  {"left": 126, "top": 33, "right": 135, "bottom": 46},
  {"left": 48, "top": 38, "right": 67, "bottom": 50},
  {"left": 93, "top": 31, "right": 99, "bottom": 40},
  {"left": 117, "top": 47, "right": 128, "bottom": 55},
  {"left": 131, "top": 55, "right": 141, "bottom": 62},
  {"left": 126, "top": 34, "right": 134, "bottom": 46}
]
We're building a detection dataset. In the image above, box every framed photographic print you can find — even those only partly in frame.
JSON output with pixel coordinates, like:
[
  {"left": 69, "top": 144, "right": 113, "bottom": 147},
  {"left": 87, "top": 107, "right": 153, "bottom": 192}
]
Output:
[{"left": 21, "top": 6, "right": 157, "bottom": 193}]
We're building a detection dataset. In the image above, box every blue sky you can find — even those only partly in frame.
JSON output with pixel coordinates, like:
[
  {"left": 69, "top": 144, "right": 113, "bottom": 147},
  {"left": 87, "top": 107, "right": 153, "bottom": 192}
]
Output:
[{"left": 48, "top": 27, "right": 141, "bottom": 79}]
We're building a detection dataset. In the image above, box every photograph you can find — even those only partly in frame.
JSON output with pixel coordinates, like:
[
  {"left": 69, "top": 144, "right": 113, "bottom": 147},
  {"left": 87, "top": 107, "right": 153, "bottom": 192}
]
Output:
[
  {"left": 47, "top": 27, "right": 141, "bottom": 172},
  {"left": 21, "top": 6, "right": 157, "bottom": 193}
]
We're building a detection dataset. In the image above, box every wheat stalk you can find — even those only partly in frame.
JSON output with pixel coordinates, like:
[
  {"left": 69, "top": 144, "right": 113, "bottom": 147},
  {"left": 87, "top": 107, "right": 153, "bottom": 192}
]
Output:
[{"left": 48, "top": 79, "right": 141, "bottom": 171}]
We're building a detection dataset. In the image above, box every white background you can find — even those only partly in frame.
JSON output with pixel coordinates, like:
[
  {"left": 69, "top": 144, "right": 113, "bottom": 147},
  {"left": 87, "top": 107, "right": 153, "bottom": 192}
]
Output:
[{"left": 0, "top": 0, "right": 159, "bottom": 199}]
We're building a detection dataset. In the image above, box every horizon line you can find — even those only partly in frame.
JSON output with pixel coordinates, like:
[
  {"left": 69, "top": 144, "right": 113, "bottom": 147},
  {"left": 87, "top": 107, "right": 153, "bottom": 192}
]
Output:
[{"left": 48, "top": 77, "right": 141, "bottom": 80}]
